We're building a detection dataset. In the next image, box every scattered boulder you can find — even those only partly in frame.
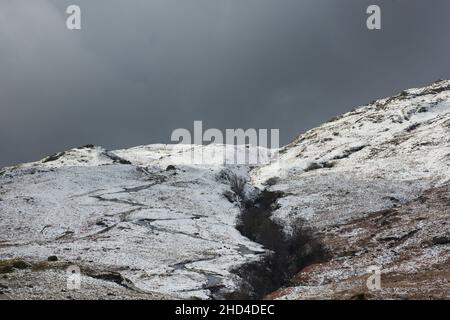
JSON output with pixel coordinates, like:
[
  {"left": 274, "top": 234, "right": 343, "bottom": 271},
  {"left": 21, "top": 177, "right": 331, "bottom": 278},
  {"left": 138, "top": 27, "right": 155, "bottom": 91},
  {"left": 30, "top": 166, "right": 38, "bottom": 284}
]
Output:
[
  {"left": 0, "top": 266, "right": 13, "bottom": 274},
  {"left": 406, "top": 123, "right": 421, "bottom": 132},
  {"left": 304, "top": 162, "right": 322, "bottom": 172},
  {"left": 77, "top": 144, "right": 95, "bottom": 149},
  {"left": 332, "top": 145, "right": 367, "bottom": 160},
  {"left": 432, "top": 236, "right": 450, "bottom": 245},
  {"left": 42, "top": 152, "right": 66, "bottom": 163},
  {"left": 263, "top": 177, "right": 279, "bottom": 187},
  {"left": 223, "top": 190, "right": 236, "bottom": 203},
  {"left": 304, "top": 161, "right": 335, "bottom": 172}
]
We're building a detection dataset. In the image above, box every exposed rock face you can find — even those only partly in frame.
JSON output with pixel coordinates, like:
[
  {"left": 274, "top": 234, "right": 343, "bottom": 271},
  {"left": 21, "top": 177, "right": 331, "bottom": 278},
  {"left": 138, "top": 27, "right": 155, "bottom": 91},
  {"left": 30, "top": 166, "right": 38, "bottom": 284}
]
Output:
[{"left": 1, "top": 80, "right": 450, "bottom": 299}]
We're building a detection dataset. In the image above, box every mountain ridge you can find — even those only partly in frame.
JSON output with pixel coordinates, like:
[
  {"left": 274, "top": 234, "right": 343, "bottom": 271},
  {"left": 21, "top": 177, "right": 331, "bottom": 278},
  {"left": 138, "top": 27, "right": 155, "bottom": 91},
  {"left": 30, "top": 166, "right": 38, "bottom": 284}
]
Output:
[{"left": 1, "top": 80, "right": 450, "bottom": 299}]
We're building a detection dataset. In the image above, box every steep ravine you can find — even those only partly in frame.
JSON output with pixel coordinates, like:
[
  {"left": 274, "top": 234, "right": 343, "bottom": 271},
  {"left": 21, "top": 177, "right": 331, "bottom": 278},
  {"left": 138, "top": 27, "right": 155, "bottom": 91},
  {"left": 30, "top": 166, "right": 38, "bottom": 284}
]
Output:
[
  {"left": 2, "top": 80, "right": 450, "bottom": 300},
  {"left": 227, "top": 188, "right": 328, "bottom": 299}
]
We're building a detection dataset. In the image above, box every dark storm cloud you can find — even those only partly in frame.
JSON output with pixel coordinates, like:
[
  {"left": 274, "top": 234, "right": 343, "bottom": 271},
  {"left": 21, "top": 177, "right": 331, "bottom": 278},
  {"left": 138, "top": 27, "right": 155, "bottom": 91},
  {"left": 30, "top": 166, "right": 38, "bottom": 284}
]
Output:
[{"left": 2, "top": 0, "right": 450, "bottom": 167}]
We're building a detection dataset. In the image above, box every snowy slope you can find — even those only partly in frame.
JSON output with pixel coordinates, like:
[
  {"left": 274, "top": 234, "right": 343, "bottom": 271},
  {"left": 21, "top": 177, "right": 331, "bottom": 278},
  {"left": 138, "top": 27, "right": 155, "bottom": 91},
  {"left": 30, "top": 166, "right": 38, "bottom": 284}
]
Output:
[
  {"left": 252, "top": 80, "right": 450, "bottom": 299},
  {"left": 1, "top": 80, "right": 450, "bottom": 299},
  {"left": 0, "top": 145, "right": 268, "bottom": 299},
  {"left": 253, "top": 80, "right": 450, "bottom": 229}
]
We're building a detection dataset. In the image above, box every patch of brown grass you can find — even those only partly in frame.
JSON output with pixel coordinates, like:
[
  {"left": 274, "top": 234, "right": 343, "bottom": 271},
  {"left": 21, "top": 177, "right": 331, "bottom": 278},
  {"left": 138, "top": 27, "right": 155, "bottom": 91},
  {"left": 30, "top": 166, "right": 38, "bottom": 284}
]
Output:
[{"left": 0, "top": 258, "right": 32, "bottom": 274}]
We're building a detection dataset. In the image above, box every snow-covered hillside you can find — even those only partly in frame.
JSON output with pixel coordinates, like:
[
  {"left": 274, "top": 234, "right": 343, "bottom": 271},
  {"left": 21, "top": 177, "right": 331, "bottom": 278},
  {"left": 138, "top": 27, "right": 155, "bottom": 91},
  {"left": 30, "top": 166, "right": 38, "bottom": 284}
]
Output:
[
  {"left": 257, "top": 79, "right": 450, "bottom": 299},
  {"left": 254, "top": 80, "right": 450, "bottom": 227},
  {"left": 0, "top": 145, "right": 267, "bottom": 299},
  {"left": 1, "top": 80, "right": 449, "bottom": 299}
]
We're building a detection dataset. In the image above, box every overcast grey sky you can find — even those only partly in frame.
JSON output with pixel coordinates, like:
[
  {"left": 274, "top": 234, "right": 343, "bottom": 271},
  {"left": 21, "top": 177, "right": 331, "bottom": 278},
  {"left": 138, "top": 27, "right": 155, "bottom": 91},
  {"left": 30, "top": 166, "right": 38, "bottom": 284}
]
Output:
[{"left": 2, "top": 0, "right": 450, "bottom": 167}]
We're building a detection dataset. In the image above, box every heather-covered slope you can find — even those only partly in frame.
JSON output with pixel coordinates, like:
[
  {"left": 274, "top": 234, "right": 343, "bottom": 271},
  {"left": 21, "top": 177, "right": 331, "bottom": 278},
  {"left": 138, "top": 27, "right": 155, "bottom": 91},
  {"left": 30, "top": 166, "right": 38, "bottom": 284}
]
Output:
[{"left": 267, "top": 184, "right": 450, "bottom": 299}]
